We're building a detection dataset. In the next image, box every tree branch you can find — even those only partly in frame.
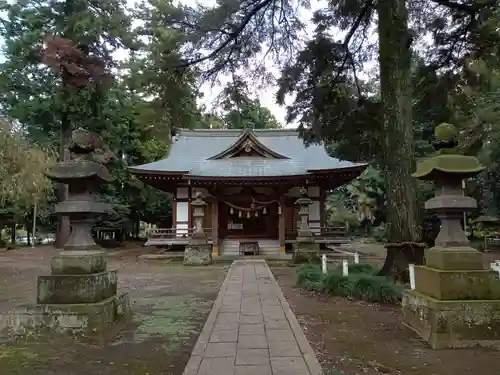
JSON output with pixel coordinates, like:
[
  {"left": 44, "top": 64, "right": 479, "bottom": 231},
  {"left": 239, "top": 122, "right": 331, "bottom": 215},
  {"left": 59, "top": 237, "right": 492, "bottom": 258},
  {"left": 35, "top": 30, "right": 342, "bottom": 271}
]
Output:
[
  {"left": 430, "top": 0, "right": 496, "bottom": 13},
  {"left": 178, "top": 0, "right": 273, "bottom": 68}
]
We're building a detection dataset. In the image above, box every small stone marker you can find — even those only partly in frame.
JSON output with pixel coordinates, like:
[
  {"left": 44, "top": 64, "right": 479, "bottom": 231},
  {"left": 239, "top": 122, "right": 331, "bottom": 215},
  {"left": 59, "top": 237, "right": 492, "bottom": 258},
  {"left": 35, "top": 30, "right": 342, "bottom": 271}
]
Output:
[
  {"left": 321, "top": 254, "right": 327, "bottom": 274},
  {"left": 342, "top": 259, "right": 349, "bottom": 276},
  {"left": 408, "top": 264, "right": 416, "bottom": 290},
  {"left": 354, "top": 252, "right": 359, "bottom": 264}
]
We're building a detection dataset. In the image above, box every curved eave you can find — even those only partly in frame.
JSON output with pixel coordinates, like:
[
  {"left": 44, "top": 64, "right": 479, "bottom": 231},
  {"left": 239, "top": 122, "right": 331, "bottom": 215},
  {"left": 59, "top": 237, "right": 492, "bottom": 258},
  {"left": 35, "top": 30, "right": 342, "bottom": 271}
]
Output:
[
  {"left": 128, "top": 166, "right": 188, "bottom": 176},
  {"left": 184, "top": 174, "right": 312, "bottom": 181},
  {"left": 307, "top": 163, "right": 368, "bottom": 175}
]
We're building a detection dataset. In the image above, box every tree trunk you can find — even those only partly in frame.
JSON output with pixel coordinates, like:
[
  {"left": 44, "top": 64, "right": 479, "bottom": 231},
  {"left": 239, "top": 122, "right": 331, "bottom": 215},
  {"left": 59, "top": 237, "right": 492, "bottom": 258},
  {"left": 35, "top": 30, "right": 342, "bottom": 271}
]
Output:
[{"left": 376, "top": 0, "right": 422, "bottom": 278}]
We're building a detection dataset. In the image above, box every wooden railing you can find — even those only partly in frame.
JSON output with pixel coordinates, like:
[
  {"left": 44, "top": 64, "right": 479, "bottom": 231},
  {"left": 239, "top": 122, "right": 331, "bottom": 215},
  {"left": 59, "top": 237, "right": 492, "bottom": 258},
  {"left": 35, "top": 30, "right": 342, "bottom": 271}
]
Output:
[
  {"left": 285, "top": 224, "right": 348, "bottom": 240},
  {"left": 149, "top": 228, "right": 213, "bottom": 240}
]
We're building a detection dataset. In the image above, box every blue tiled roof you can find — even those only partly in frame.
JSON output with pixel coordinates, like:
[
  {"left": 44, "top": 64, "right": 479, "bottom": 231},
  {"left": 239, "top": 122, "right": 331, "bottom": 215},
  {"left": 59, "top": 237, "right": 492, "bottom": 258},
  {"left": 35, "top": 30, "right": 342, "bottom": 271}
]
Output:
[{"left": 129, "top": 129, "right": 366, "bottom": 177}]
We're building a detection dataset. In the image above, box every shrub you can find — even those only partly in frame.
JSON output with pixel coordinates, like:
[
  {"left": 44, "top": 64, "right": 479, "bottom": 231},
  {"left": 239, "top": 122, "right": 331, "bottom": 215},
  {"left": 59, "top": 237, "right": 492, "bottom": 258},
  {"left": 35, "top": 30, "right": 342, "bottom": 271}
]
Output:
[
  {"left": 292, "top": 252, "right": 321, "bottom": 264},
  {"left": 347, "top": 263, "right": 377, "bottom": 274},
  {"left": 296, "top": 264, "right": 323, "bottom": 285},
  {"left": 321, "top": 272, "right": 351, "bottom": 296},
  {"left": 296, "top": 264, "right": 402, "bottom": 304}
]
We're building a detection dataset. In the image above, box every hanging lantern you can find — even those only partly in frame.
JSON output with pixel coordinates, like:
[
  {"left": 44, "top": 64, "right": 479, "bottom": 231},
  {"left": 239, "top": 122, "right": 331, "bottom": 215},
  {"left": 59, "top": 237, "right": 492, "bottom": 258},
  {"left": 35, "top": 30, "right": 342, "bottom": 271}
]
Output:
[
  {"left": 238, "top": 211, "right": 242, "bottom": 218},
  {"left": 230, "top": 207, "right": 234, "bottom": 215},
  {"left": 263, "top": 207, "right": 267, "bottom": 215},
  {"left": 247, "top": 211, "right": 251, "bottom": 218},
  {"left": 255, "top": 211, "right": 259, "bottom": 217}
]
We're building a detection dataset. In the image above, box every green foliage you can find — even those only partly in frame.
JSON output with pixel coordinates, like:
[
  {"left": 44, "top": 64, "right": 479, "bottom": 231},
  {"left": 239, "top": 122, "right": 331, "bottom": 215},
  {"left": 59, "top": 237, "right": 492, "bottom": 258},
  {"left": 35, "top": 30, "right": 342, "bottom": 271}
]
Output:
[
  {"left": 296, "top": 264, "right": 402, "bottom": 304},
  {"left": 0, "top": 119, "right": 54, "bottom": 208}
]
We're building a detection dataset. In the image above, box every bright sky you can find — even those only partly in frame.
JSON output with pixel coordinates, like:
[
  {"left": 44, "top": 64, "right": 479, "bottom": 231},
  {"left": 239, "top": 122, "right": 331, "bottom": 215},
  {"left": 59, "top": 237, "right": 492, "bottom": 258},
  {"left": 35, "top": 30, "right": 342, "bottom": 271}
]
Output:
[{"left": 174, "top": 0, "right": 328, "bottom": 127}]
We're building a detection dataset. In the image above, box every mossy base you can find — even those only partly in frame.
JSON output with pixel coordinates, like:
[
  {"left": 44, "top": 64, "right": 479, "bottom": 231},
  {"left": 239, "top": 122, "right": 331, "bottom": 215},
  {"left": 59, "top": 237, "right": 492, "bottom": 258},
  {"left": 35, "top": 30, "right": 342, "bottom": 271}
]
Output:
[
  {"left": 414, "top": 266, "right": 500, "bottom": 300},
  {"left": 183, "top": 244, "right": 212, "bottom": 266},
  {"left": 3, "top": 293, "right": 131, "bottom": 342},
  {"left": 51, "top": 250, "right": 107, "bottom": 275},
  {"left": 37, "top": 270, "right": 118, "bottom": 304},
  {"left": 425, "top": 247, "right": 483, "bottom": 270},
  {"left": 402, "top": 290, "right": 500, "bottom": 349}
]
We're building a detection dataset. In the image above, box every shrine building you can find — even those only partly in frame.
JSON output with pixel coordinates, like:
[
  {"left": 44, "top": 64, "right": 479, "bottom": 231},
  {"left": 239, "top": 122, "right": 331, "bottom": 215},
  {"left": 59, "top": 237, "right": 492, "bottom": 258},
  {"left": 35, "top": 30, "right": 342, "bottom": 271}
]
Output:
[{"left": 129, "top": 128, "right": 367, "bottom": 257}]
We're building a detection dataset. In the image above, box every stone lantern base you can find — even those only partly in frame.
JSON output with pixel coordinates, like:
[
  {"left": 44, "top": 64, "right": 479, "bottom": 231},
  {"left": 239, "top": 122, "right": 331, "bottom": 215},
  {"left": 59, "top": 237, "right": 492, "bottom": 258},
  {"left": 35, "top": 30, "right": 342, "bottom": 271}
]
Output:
[
  {"left": 292, "top": 239, "right": 320, "bottom": 263},
  {"left": 402, "top": 246, "right": 500, "bottom": 349},
  {"left": 2, "top": 250, "right": 131, "bottom": 342},
  {"left": 183, "top": 234, "right": 212, "bottom": 265}
]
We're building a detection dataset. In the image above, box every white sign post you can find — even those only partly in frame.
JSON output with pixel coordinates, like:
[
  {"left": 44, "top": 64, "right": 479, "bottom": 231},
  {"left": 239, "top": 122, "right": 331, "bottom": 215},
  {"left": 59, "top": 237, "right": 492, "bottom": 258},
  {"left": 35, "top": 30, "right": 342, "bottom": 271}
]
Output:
[
  {"left": 342, "top": 259, "right": 349, "bottom": 276},
  {"left": 409, "top": 264, "right": 416, "bottom": 290},
  {"left": 321, "top": 254, "right": 327, "bottom": 274}
]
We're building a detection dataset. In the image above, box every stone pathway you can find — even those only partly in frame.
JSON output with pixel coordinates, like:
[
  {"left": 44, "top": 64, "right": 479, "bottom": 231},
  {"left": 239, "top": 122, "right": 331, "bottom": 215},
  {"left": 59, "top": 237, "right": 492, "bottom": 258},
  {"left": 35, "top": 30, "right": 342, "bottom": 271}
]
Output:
[{"left": 183, "top": 259, "right": 322, "bottom": 375}]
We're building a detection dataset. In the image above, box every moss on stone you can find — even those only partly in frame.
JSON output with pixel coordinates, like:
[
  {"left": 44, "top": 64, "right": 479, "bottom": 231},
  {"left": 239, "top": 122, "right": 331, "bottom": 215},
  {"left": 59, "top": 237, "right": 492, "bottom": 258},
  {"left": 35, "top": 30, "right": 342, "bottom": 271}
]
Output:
[{"left": 412, "top": 154, "right": 485, "bottom": 180}]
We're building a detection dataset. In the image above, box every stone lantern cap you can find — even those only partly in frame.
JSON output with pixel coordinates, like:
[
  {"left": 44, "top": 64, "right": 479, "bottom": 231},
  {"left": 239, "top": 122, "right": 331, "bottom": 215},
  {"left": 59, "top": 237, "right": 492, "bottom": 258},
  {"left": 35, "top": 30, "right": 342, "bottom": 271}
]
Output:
[
  {"left": 412, "top": 123, "right": 484, "bottom": 181},
  {"left": 295, "top": 187, "right": 312, "bottom": 206},
  {"left": 191, "top": 192, "right": 206, "bottom": 214}
]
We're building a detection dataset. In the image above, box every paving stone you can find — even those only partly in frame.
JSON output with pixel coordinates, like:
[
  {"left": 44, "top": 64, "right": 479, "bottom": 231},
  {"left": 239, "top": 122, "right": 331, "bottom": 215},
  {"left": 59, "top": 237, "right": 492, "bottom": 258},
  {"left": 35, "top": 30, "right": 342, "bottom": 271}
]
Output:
[
  {"left": 266, "top": 329, "right": 295, "bottom": 342},
  {"left": 241, "top": 296, "right": 261, "bottom": 304},
  {"left": 270, "top": 357, "right": 310, "bottom": 375},
  {"left": 220, "top": 304, "right": 241, "bottom": 313},
  {"left": 239, "top": 314, "right": 263, "bottom": 324},
  {"left": 240, "top": 306, "right": 263, "bottom": 316},
  {"left": 223, "top": 298, "right": 241, "bottom": 306},
  {"left": 214, "top": 312, "right": 240, "bottom": 329},
  {"left": 264, "top": 318, "right": 290, "bottom": 330},
  {"left": 234, "top": 365, "right": 272, "bottom": 375},
  {"left": 198, "top": 357, "right": 235, "bottom": 375},
  {"left": 237, "top": 334, "right": 268, "bottom": 349},
  {"left": 269, "top": 340, "right": 301, "bottom": 357},
  {"left": 209, "top": 329, "right": 238, "bottom": 343},
  {"left": 214, "top": 320, "right": 239, "bottom": 330},
  {"left": 263, "top": 308, "right": 285, "bottom": 320},
  {"left": 239, "top": 324, "right": 265, "bottom": 335},
  {"left": 235, "top": 349, "right": 270, "bottom": 365},
  {"left": 204, "top": 342, "right": 237, "bottom": 357}
]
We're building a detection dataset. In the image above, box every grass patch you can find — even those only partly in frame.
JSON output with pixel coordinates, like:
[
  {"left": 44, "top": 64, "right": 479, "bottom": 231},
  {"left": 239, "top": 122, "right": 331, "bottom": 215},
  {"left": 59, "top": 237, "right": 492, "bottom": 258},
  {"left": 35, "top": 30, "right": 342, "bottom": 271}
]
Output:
[{"left": 296, "top": 264, "right": 403, "bottom": 304}]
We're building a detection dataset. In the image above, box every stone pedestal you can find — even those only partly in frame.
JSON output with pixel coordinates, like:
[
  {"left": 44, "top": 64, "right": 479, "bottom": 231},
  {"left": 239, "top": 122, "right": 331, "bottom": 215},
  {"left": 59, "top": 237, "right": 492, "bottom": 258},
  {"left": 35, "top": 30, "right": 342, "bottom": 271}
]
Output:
[
  {"left": 402, "top": 123, "right": 500, "bottom": 349},
  {"left": 184, "top": 244, "right": 212, "bottom": 266}
]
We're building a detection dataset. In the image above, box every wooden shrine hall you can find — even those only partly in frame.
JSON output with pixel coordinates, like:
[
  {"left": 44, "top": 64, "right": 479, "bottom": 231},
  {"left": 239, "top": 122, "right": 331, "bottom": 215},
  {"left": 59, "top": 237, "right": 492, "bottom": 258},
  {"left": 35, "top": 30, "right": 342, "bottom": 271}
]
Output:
[{"left": 129, "top": 128, "right": 367, "bottom": 257}]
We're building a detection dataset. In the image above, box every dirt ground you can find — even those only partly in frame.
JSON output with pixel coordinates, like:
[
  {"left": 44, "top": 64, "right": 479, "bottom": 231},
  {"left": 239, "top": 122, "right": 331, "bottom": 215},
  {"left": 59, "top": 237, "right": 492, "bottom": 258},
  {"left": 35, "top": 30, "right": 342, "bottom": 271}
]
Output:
[
  {"left": 0, "top": 246, "right": 228, "bottom": 375},
  {"left": 272, "top": 266, "right": 500, "bottom": 375}
]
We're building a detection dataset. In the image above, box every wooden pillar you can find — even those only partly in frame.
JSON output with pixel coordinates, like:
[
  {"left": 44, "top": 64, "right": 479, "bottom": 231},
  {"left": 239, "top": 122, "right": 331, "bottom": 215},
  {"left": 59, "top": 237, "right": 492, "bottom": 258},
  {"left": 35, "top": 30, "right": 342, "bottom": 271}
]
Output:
[
  {"left": 172, "top": 196, "right": 177, "bottom": 230},
  {"left": 319, "top": 186, "right": 326, "bottom": 235},
  {"left": 187, "top": 186, "right": 192, "bottom": 230},
  {"left": 212, "top": 199, "right": 220, "bottom": 256},
  {"left": 279, "top": 196, "right": 286, "bottom": 253}
]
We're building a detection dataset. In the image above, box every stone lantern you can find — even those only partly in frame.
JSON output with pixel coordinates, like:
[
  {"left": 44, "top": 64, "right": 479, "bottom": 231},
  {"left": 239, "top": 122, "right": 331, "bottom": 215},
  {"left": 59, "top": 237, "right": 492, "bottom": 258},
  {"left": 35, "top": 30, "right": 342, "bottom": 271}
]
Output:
[
  {"left": 184, "top": 192, "right": 212, "bottom": 265},
  {"left": 402, "top": 123, "right": 500, "bottom": 349},
  {"left": 293, "top": 187, "right": 319, "bottom": 256},
  {"left": 5, "top": 128, "right": 130, "bottom": 340},
  {"left": 191, "top": 192, "right": 207, "bottom": 241},
  {"left": 296, "top": 188, "right": 313, "bottom": 240}
]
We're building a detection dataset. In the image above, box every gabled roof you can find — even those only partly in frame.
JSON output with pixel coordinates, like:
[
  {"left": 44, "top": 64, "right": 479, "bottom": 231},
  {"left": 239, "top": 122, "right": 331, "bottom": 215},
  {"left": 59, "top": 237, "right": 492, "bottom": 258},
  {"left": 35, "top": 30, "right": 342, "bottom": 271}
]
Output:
[
  {"left": 129, "top": 128, "right": 367, "bottom": 178},
  {"left": 208, "top": 130, "right": 289, "bottom": 160}
]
